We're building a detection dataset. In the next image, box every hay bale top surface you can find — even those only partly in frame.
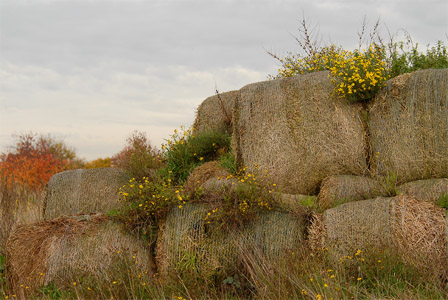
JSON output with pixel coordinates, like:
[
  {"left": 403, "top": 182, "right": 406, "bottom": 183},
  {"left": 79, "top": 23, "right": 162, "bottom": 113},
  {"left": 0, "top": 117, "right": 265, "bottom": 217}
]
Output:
[
  {"left": 183, "top": 161, "right": 231, "bottom": 197},
  {"left": 368, "top": 69, "right": 448, "bottom": 183},
  {"left": 193, "top": 90, "right": 238, "bottom": 134},
  {"left": 232, "top": 71, "right": 367, "bottom": 195},
  {"left": 44, "top": 167, "right": 129, "bottom": 219},
  {"left": 6, "top": 213, "right": 151, "bottom": 297}
]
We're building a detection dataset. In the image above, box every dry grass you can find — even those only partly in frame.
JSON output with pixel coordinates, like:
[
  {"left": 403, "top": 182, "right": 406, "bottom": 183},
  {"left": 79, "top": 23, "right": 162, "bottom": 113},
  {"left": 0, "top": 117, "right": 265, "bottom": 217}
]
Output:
[
  {"left": 193, "top": 90, "right": 238, "bottom": 135},
  {"left": 318, "top": 175, "right": 386, "bottom": 210},
  {"left": 43, "top": 167, "right": 129, "bottom": 220},
  {"left": 368, "top": 69, "right": 448, "bottom": 184},
  {"left": 397, "top": 178, "right": 448, "bottom": 202},
  {"left": 5, "top": 214, "right": 152, "bottom": 298},
  {"left": 232, "top": 71, "right": 368, "bottom": 195},
  {"left": 309, "top": 195, "right": 448, "bottom": 280}
]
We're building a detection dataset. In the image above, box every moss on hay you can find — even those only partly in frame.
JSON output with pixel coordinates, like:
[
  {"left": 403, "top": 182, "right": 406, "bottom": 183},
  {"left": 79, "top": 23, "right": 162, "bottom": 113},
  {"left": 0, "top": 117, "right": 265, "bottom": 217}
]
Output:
[
  {"left": 318, "top": 175, "right": 386, "bottom": 210},
  {"left": 43, "top": 168, "right": 129, "bottom": 219},
  {"left": 397, "top": 178, "right": 448, "bottom": 203},
  {"left": 5, "top": 214, "right": 152, "bottom": 298},
  {"left": 368, "top": 69, "right": 448, "bottom": 184},
  {"left": 232, "top": 71, "right": 368, "bottom": 195},
  {"left": 193, "top": 90, "right": 238, "bottom": 135}
]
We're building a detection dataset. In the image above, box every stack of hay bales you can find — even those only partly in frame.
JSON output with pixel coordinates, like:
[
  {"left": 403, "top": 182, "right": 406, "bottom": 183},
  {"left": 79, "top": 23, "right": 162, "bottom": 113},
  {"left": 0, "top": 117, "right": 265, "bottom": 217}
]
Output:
[
  {"left": 193, "top": 90, "right": 238, "bottom": 134},
  {"left": 368, "top": 69, "right": 448, "bottom": 184},
  {"left": 310, "top": 195, "right": 447, "bottom": 276},
  {"left": 397, "top": 178, "right": 448, "bottom": 202},
  {"left": 156, "top": 203, "right": 306, "bottom": 282},
  {"left": 5, "top": 214, "right": 152, "bottom": 298},
  {"left": 43, "top": 167, "right": 129, "bottom": 219},
  {"left": 318, "top": 175, "right": 386, "bottom": 210},
  {"left": 232, "top": 71, "right": 368, "bottom": 195}
]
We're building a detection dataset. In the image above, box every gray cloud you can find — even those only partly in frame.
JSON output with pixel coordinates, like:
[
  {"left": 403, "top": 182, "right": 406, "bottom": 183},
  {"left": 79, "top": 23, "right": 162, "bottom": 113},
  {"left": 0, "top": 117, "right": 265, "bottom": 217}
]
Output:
[{"left": 1, "top": 0, "right": 447, "bottom": 160}]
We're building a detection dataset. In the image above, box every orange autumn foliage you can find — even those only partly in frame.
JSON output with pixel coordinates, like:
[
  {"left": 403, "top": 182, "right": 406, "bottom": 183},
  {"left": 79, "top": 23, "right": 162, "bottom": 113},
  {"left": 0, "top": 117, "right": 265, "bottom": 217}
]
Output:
[{"left": 0, "top": 133, "right": 80, "bottom": 191}]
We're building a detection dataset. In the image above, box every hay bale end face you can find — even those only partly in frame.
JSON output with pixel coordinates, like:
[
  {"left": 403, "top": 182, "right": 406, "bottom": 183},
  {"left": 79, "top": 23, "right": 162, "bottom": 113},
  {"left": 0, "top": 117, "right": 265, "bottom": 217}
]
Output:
[
  {"left": 5, "top": 214, "right": 152, "bottom": 298},
  {"left": 183, "top": 161, "right": 231, "bottom": 199},
  {"left": 309, "top": 195, "right": 447, "bottom": 276},
  {"left": 43, "top": 167, "right": 129, "bottom": 219},
  {"left": 318, "top": 175, "right": 386, "bottom": 210},
  {"left": 193, "top": 90, "right": 238, "bottom": 135},
  {"left": 232, "top": 71, "right": 368, "bottom": 195},
  {"left": 368, "top": 69, "right": 448, "bottom": 183},
  {"left": 397, "top": 178, "right": 448, "bottom": 203}
]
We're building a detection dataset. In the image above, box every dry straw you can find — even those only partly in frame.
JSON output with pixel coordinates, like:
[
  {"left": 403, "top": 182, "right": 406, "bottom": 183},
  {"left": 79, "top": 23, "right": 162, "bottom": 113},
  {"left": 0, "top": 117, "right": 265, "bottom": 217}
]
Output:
[
  {"left": 397, "top": 178, "right": 448, "bottom": 202},
  {"left": 156, "top": 203, "right": 305, "bottom": 282},
  {"left": 43, "top": 167, "right": 129, "bottom": 219},
  {"left": 5, "top": 214, "right": 152, "bottom": 298},
  {"left": 182, "top": 161, "right": 230, "bottom": 199},
  {"left": 309, "top": 195, "right": 447, "bottom": 276},
  {"left": 318, "top": 175, "right": 386, "bottom": 210},
  {"left": 232, "top": 71, "right": 368, "bottom": 195},
  {"left": 368, "top": 69, "right": 448, "bottom": 184},
  {"left": 193, "top": 90, "right": 238, "bottom": 134}
]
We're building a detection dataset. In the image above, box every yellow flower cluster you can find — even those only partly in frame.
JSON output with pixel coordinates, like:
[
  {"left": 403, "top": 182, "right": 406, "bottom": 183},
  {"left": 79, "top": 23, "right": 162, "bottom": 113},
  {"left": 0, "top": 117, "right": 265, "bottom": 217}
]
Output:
[
  {"left": 329, "top": 44, "right": 388, "bottom": 101},
  {"left": 161, "top": 125, "right": 193, "bottom": 151}
]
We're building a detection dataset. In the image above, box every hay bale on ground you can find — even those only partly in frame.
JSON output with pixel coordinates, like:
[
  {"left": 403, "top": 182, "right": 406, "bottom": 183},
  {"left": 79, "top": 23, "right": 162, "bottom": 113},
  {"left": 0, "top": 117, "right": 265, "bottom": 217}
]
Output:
[
  {"left": 156, "top": 203, "right": 306, "bottom": 282},
  {"left": 318, "top": 175, "right": 386, "bottom": 210},
  {"left": 183, "top": 161, "right": 231, "bottom": 199},
  {"left": 368, "top": 69, "right": 448, "bottom": 183},
  {"left": 232, "top": 71, "right": 368, "bottom": 195},
  {"left": 309, "top": 195, "right": 447, "bottom": 275},
  {"left": 43, "top": 168, "right": 129, "bottom": 219},
  {"left": 193, "top": 90, "right": 238, "bottom": 134},
  {"left": 5, "top": 214, "right": 152, "bottom": 298},
  {"left": 397, "top": 178, "right": 448, "bottom": 202}
]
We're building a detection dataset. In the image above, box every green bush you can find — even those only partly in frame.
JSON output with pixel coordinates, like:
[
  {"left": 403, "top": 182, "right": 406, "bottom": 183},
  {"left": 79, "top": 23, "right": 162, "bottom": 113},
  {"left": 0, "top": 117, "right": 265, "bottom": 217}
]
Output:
[{"left": 162, "top": 127, "right": 231, "bottom": 184}]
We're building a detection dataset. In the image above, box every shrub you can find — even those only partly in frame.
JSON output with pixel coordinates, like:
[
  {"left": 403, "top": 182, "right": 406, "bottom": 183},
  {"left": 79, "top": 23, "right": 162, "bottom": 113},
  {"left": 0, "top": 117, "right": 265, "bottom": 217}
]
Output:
[
  {"left": 268, "top": 17, "right": 448, "bottom": 102},
  {"left": 162, "top": 127, "right": 231, "bottom": 184},
  {"left": 0, "top": 133, "right": 81, "bottom": 191},
  {"left": 111, "top": 131, "right": 164, "bottom": 182},
  {"left": 329, "top": 44, "right": 388, "bottom": 102}
]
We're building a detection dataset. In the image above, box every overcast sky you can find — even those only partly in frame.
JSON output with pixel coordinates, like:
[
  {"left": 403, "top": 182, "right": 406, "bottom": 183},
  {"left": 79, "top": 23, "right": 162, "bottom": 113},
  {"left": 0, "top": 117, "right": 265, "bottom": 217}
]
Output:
[{"left": 1, "top": 0, "right": 447, "bottom": 160}]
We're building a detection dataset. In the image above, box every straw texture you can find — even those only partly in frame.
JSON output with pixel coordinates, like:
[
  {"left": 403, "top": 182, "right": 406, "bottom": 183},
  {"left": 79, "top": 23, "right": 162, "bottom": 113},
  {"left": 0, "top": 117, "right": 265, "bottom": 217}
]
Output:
[
  {"left": 43, "top": 168, "right": 129, "bottom": 219},
  {"left": 368, "top": 69, "right": 448, "bottom": 183},
  {"left": 309, "top": 195, "right": 447, "bottom": 275},
  {"left": 232, "top": 71, "right": 367, "bottom": 195},
  {"left": 5, "top": 214, "right": 151, "bottom": 298},
  {"left": 193, "top": 90, "right": 238, "bottom": 134},
  {"left": 397, "top": 178, "right": 448, "bottom": 202},
  {"left": 318, "top": 175, "right": 385, "bottom": 210}
]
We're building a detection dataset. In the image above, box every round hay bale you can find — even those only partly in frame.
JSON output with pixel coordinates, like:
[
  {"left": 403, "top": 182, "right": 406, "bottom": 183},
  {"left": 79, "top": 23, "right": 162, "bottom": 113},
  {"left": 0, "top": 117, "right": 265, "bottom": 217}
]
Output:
[
  {"left": 193, "top": 90, "right": 238, "bottom": 135},
  {"left": 318, "top": 175, "right": 385, "bottom": 210},
  {"left": 155, "top": 203, "right": 239, "bottom": 282},
  {"left": 397, "top": 178, "right": 448, "bottom": 202},
  {"left": 232, "top": 71, "right": 368, "bottom": 195},
  {"left": 155, "top": 203, "right": 306, "bottom": 282},
  {"left": 309, "top": 195, "right": 447, "bottom": 275},
  {"left": 43, "top": 168, "right": 129, "bottom": 219},
  {"left": 368, "top": 69, "right": 448, "bottom": 183},
  {"left": 183, "top": 161, "right": 231, "bottom": 199},
  {"left": 5, "top": 214, "right": 152, "bottom": 298}
]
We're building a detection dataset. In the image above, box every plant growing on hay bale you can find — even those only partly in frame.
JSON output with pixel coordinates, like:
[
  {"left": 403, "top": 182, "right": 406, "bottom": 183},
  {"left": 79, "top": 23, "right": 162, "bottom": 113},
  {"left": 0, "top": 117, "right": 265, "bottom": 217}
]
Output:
[
  {"left": 161, "top": 126, "right": 232, "bottom": 184},
  {"left": 269, "top": 16, "right": 448, "bottom": 102}
]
